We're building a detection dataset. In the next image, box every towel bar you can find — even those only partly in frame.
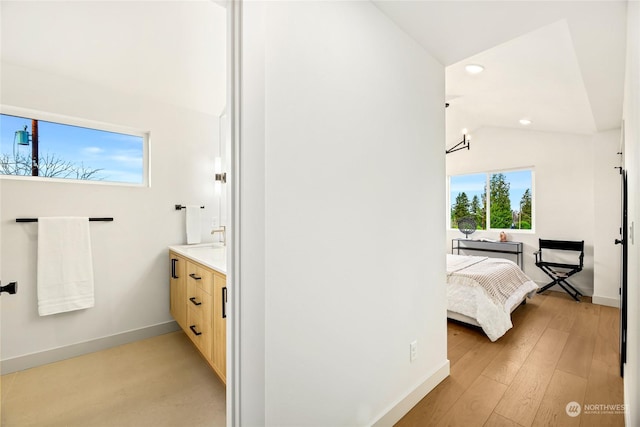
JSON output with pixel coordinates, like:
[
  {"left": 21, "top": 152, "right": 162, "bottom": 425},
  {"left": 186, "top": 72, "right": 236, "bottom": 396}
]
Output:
[
  {"left": 16, "top": 217, "right": 114, "bottom": 222},
  {"left": 0, "top": 281, "right": 17, "bottom": 295},
  {"left": 175, "top": 205, "right": 205, "bottom": 210}
]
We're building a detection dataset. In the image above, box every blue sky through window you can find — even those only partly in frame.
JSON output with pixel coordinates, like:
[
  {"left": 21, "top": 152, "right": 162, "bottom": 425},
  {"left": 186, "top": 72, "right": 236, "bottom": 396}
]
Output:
[
  {"left": 0, "top": 113, "right": 144, "bottom": 184},
  {"left": 450, "top": 170, "right": 532, "bottom": 212}
]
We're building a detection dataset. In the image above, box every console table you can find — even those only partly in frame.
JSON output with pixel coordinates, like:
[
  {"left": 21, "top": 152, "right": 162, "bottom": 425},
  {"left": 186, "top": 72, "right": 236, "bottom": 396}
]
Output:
[{"left": 451, "top": 238, "right": 524, "bottom": 271}]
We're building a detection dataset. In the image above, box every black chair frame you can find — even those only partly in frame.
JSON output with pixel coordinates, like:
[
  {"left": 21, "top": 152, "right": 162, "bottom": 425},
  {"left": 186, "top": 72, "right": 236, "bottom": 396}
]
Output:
[{"left": 534, "top": 239, "right": 584, "bottom": 302}]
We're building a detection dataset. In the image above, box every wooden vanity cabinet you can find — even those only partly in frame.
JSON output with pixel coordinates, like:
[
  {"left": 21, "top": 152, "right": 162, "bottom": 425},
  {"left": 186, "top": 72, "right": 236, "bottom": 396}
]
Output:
[
  {"left": 169, "top": 254, "right": 187, "bottom": 330},
  {"left": 169, "top": 251, "right": 226, "bottom": 384},
  {"left": 212, "top": 271, "right": 227, "bottom": 381}
]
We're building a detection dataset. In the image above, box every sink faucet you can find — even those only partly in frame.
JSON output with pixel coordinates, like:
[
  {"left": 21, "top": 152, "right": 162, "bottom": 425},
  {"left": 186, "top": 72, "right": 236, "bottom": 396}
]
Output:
[{"left": 211, "top": 225, "right": 226, "bottom": 245}]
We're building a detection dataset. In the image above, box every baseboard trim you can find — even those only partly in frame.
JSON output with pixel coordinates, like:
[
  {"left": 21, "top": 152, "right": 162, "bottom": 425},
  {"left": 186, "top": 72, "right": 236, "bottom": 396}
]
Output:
[
  {"left": 370, "top": 359, "right": 450, "bottom": 427},
  {"left": 1, "top": 321, "right": 180, "bottom": 375},
  {"left": 624, "top": 371, "right": 632, "bottom": 427},
  {"left": 592, "top": 295, "right": 620, "bottom": 308}
]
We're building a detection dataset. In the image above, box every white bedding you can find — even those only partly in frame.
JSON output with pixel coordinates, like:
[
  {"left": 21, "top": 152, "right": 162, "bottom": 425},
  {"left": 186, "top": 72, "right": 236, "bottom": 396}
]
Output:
[{"left": 447, "top": 254, "right": 538, "bottom": 341}]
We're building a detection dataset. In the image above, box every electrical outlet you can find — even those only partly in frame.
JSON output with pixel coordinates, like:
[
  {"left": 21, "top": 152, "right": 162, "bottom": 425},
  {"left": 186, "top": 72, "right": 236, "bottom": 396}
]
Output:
[{"left": 410, "top": 340, "right": 418, "bottom": 362}]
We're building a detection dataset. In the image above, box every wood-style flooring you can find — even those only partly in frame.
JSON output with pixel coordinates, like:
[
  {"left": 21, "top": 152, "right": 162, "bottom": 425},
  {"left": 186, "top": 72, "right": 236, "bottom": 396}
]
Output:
[{"left": 396, "top": 291, "right": 625, "bottom": 427}]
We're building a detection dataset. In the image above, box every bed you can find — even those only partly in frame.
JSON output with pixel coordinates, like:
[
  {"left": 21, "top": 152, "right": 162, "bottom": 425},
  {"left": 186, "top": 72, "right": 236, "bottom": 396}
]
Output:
[{"left": 447, "top": 254, "right": 538, "bottom": 341}]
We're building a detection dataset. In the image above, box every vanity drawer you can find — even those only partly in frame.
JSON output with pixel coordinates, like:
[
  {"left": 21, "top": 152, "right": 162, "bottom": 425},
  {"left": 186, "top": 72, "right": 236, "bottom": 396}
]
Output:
[
  {"left": 187, "top": 281, "right": 212, "bottom": 314},
  {"left": 185, "top": 261, "right": 213, "bottom": 295},
  {"left": 186, "top": 288, "right": 212, "bottom": 360}
]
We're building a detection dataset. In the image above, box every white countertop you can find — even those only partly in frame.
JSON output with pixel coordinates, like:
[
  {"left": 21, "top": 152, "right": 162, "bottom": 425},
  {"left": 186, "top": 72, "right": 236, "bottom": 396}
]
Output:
[{"left": 169, "top": 243, "right": 227, "bottom": 275}]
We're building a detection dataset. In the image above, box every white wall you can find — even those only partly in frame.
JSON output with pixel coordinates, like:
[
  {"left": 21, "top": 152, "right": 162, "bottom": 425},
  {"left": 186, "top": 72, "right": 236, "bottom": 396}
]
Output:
[
  {"left": 623, "top": 1, "right": 640, "bottom": 425},
  {"left": 446, "top": 126, "right": 621, "bottom": 301},
  {"left": 593, "top": 129, "right": 624, "bottom": 306},
  {"left": 237, "top": 1, "right": 267, "bottom": 425},
  {"left": 240, "top": 1, "right": 448, "bottom": 425},
  {"left": 0, "top": 2, "right": 226, "bottom": 368}
]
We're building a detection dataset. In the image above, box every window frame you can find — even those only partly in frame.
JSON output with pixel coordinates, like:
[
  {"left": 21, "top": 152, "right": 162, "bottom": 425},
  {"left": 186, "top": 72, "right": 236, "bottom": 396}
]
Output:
[
  {"left": 447, "top": 167, "right": 535, "bottom": 234},
  {"left": 0, "top": 105, "right": 149, "bottom": 187}
]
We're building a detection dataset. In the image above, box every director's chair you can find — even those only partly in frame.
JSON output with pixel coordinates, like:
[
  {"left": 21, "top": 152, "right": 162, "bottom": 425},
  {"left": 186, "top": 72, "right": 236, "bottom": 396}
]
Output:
[{"left": 534, "top": 239, "right": 584, "bottom": 302}]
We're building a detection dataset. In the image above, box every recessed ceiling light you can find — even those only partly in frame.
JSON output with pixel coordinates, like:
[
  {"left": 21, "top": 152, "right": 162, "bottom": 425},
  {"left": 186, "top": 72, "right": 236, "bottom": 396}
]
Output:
[
  {"left": 519, "top": 119, "right": 532, "bottom": 126},
  {"left": 465, "top": 64, "right": 484, "bottom": 74}
]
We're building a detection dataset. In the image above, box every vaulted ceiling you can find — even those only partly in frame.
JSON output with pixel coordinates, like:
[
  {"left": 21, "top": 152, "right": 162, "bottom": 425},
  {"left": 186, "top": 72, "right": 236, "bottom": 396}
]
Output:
[
  {"left": 374, "top": 1, "right": 628, "bottom": 145},
  {"left": 2, "top": 1, "right": 628, "bottom": 142},
  {"left": 0, "top": 1, "right": 227, "bottom": 116}
]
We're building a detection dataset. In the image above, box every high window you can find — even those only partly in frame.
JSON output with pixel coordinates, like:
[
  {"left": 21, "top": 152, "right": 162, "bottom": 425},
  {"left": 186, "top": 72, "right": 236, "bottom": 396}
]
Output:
[
  {"left": 0, "top": 111, "right": 147, "bottom": 185},
  {"left": 449, "top": 169, "right": 534, "bottom": 231}
]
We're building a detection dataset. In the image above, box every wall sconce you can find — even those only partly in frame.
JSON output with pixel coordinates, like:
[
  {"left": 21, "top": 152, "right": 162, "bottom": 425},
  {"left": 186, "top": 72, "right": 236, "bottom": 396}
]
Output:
[
  {"left": 446, "top": 130, "right": 471, "bottom": 155},
  {"left": 214, "top": 157, "right": 227, "bottom": 183}
]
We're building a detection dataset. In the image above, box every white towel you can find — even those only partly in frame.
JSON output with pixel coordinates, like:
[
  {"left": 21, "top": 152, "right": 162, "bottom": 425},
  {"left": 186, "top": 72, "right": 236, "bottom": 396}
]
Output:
[
  {"left": 37, "top": 217, "right": 95, "bottom": 316},
  {"left": 186, "top": 206, "right": 202, "bottom": 244}
]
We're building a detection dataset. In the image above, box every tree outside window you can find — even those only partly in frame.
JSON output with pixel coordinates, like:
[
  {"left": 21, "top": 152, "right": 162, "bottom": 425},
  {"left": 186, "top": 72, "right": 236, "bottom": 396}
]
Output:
[
  {"left": 0, "top": 113, "right": 145, "bottom": 184},
  {"left": 450, "top": 170, "right": 533, "bottom": 231}
]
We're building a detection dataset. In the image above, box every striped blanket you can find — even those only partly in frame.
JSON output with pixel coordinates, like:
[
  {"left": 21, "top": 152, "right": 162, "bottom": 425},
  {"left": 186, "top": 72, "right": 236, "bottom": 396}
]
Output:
[
  {"left": 447, "top": 254, "right": 538, "bottom": 341},
  {"left": 447, "top": 255, "right": 533, "bottom": 308}
]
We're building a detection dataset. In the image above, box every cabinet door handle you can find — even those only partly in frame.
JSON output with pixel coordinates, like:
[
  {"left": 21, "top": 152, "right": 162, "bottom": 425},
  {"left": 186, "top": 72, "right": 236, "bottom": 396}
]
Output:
[
  {"left": 189, "top": 297, "right": 202, "bottom": 306},
  {"left": 189, "top": 273, "right": 201, "bottom": 281},
  {"left": 189, "top": 325, "right": 202, "bottom": 336},
  {"left": 171, "top": 259, "right": 178, "bottom": 279},
  {"left": 222, "top": 286, "right": 227, "bottom": 319}
]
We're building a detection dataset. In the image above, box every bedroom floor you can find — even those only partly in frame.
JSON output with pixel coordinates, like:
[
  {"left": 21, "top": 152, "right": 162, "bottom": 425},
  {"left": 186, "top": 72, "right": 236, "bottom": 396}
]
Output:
[
  {"left": 1, "top": 331, "right": 226, "bottom": 427},
  {"left": 397, "top": 290, "right": 624, "bottom": 427}
]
